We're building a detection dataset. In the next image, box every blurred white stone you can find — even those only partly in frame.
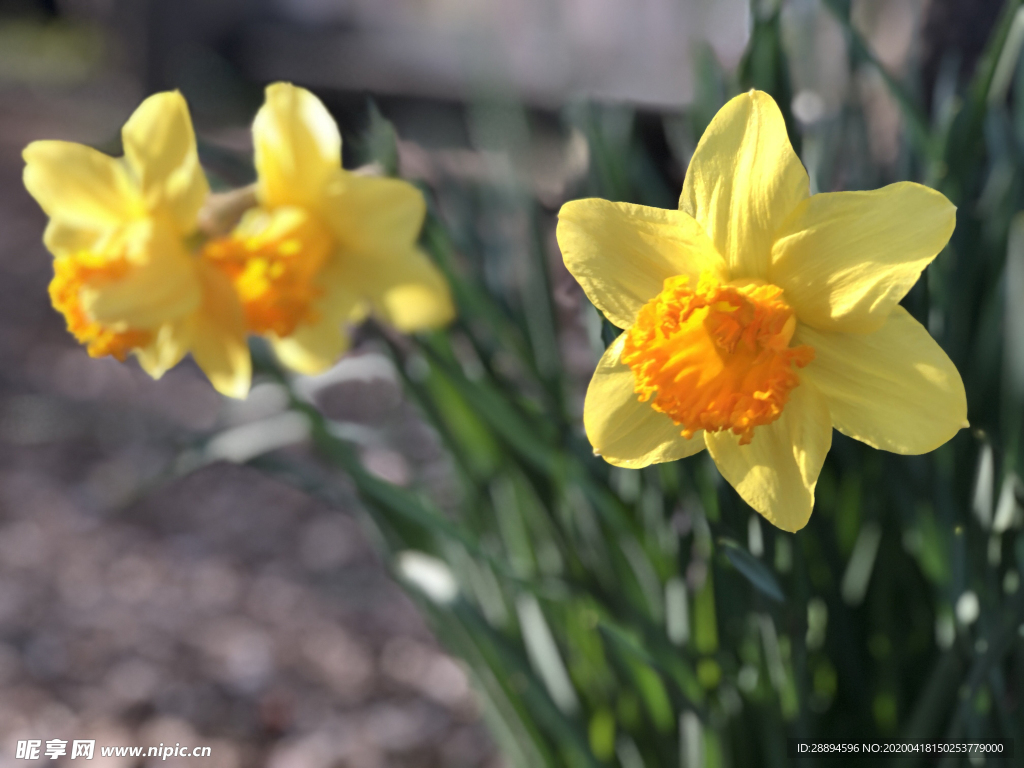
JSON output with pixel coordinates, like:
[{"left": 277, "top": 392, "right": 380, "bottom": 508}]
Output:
[
  {"left": 199, "top": 619, "right": 276, "bottom": 693},
  {"left": 0, "top": 521, "right": 47, "bottom": 570},
  {"left": 106, "top": 658, "right": 160, "bottom": 704},
  {"left": 267, "top": 732, "right": 345, "bottom": 768},
  {"left": 204, "top": 411, "right": 311, "bottom": 464},
  {"left": 246, "top": 575, "right": 307, "bottom": 627},
  {"left": 301, "top": 626, "right": 374, "bottom": 700},
  {"left": 299, "top": 515, "right": 362, "bottom": 572},
  {"left": 108, "top": 555, "right": 161, "bottom": 606},
  {"left": 293, "top": 352, "right": 399, "bottom": 400},
  {"left": 190, "top": 561, "right": 242, "bottom": 612},
  {"left": 138, "top": 716, "right": 199, "bottom": 767},
  {"left": 219, "top": 382, "right": 289, "bottom": 428},
  {"left": 381, "top": 637, "right": 471, "bottom": 708},
  {"left": 361, "top": 702, "right": 433, "bottom": 752},
  {"left": 360, "top": 447, "right": 412, "bottom": 486}
]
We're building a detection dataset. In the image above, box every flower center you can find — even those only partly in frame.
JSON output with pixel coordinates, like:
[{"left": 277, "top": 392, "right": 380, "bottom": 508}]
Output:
[
  {"left": 203, "top": 206, "right": 333, "bottom": 337},
  {"left": 49, "top": 253, "right": 153, "bottom": 361},
  {"left": 621, "top": 273, "right": 814, "bottom": 445}
]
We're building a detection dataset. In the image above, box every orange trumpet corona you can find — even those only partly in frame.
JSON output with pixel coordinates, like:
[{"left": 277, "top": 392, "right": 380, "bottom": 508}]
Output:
[{"left": 621, "top": 273, "right": 814, "bottom": 445}]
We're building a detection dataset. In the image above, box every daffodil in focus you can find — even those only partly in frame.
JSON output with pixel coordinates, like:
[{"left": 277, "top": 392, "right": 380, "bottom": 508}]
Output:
[
  {"left": 23, "top": 92, "right": 251, "bottom": 398},
  {"left": 557, "top": 90, "right": 967, "bottom": 532},
  {"left": 203, "top": 82, "right": 454, "bottom": 374}
]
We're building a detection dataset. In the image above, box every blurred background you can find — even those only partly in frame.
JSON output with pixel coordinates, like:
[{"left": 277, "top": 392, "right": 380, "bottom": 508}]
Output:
[{"left": 0, "top": 0, "right": 1018, "bottom": 766}]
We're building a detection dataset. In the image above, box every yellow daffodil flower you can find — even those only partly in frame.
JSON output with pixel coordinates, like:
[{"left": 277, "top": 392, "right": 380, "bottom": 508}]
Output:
[
  {"left": 23, "top": 91, "right": 251, "bottom": 398},
  {"left": 557, "top": 90, "right": 967, "bottom": 532},
  {"left": 203, "top": 82, "right": 454, "bottom": 374}
]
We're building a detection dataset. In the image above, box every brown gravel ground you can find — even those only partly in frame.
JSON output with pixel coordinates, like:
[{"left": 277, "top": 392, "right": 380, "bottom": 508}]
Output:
[{"left": 0, "top": 84, "right": 501, "bottom": 768}]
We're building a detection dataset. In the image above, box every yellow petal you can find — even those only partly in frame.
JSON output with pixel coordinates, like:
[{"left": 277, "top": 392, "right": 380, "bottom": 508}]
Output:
[
  {"left": 771, "top": 182, "right": 956, "bottom": 333},
  {"left": 42, "top": 219, "right": 103, "bottom": 258},
  {"left": 795, "top": 307, "right": 967, "bottom": 453},
  {"left": 82, "top": 221, "right": 202, "bottom": 330},
  {"left": 556, "top": 198, "right": 727, "bottom": 329},
  {"left": 272, "top": 323, "right": 351, "bottom": 376},
  {"left": 369, "top": 248, "right": 454, "bottom": 332},
  {"left": 326, "top": 174, "right": 427, "bottom": 253},
  {"left": 272, "top": 257, "right": 362, "bottom": 374},
  {"left": 704, "top": 382, "right": 831, "bottom": 532},
  {"left": 583, "top": 334, "right": 706, "bottom": 468},
  {"left": 338, "top": 234, "right": 452, "bottom": 332},
  {"left": 121, "top": 91, "right": 208, "bottom": 233},
  {"left": 679, "top": 90, "right": 809, "bottom": 280},
  {"left": 316, "top": 174, "right": 439, "bottom": 331},
  {"left": 253, "top": 82, "right": 342, "bottom": 212},
  {"left": 23, "top": 140, "right": 140, "bottom": 231},
  {"left": 135, "top": 319, "right": 191, "bottom": 380},
  {"left": 189, "top": 263, "right": 251, "bottom": 398}
]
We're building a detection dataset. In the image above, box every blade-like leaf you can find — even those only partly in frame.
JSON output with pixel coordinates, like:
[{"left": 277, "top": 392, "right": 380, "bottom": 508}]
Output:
[{"left": 719, "top": 538, "right": 785, "bottom": 603}]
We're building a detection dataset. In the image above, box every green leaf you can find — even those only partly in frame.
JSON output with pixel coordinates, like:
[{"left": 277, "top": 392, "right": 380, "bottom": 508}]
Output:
[
  {"left": 820, "top": 0, "right": 936, "bottom": 161},
  {"left": 693, "top": 570, "right": 718, "bottom": 655},
  {"left": 628, "top": 660, "right": 674, "bottom": 733},
  {"left": 417, "top": 597, "right": 561, "bottom": 768},
  {"left": 588, "top": 708, "right": 616, "bottom": 761},
  {"left": 942, "top": 0, "right": 1024, "bottom": 192},
  {"left": 719, "top": 538, "right": 785, "bottom": 603},
  {"left": 597, "top": 621, "right": 705, "bottom": 707},
  {"left": 738, "top": 4, "right": 801, "bottom": 156},
  {"left": 361, "top": 99, "right": 400, "bottom": 175}
]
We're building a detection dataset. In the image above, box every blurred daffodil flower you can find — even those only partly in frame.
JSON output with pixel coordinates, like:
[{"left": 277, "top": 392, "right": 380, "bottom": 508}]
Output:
[
  {"left": 558, "top": 90, "right": 967, "bottom": 532},
  {"left": 23, "top": 91, "right": 251, "bottom": 398},
  {"left": 203, "top": 83, "right": 454, "bottom": 375}
]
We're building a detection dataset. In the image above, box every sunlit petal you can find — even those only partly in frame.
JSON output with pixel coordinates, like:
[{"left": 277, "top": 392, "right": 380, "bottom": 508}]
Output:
[
  {"left": 796, "top": 307, "right": 967, "bottom": 453},
  {"left": 583, "top": 334, "right": 706, "bottom": 468},
  {"left": 135, "top": 319, "right": 191, "bottom": 380},
  {"left": 121, "top": 91, "right": 208, "bottom": 233},
  {"left": 772, "top": 183, "right": 956, "bottom": 333},
  {"left": 23, "top": 140, "right": 139, "bottom": 232},
  {"left": 82, "top": 221, "right": 202, "bottom": 330},
  {"left": 272, "top": 324, "right": 351, "bottom": 376},
  {"left": 557, "top": 198, "right": 726, "bottom": 328},
  {"left": 680, "top": 90, "right": 808, "bottom": 280},
  {"left": 271, "top": 258, "right": 362, "bottom": 375},
  {"left": 188, "top": 263, "right": 252, "bottom": 399},
  {"left": 253, "top": 82, "right": 342, "bottom": 212},
  {"left": 326, "top": 173, "right": 427, "bottom": 253},
  {"left": 704, "top": 382, "right": 831, "bottom": 532}
]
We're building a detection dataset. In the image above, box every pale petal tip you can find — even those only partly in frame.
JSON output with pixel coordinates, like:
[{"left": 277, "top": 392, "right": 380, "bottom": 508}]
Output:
[
  {"left": 21, "top": 141, "right": 41, "bottom": 162},
  {"left": 212, "top": 376, "right": 251, "bottom": 400},
  {"left": 773, "top": 515, "right": 811, "bottom": 534},
  {"left": 265, "top": 81, "right": 299, "bottom": 100}
]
